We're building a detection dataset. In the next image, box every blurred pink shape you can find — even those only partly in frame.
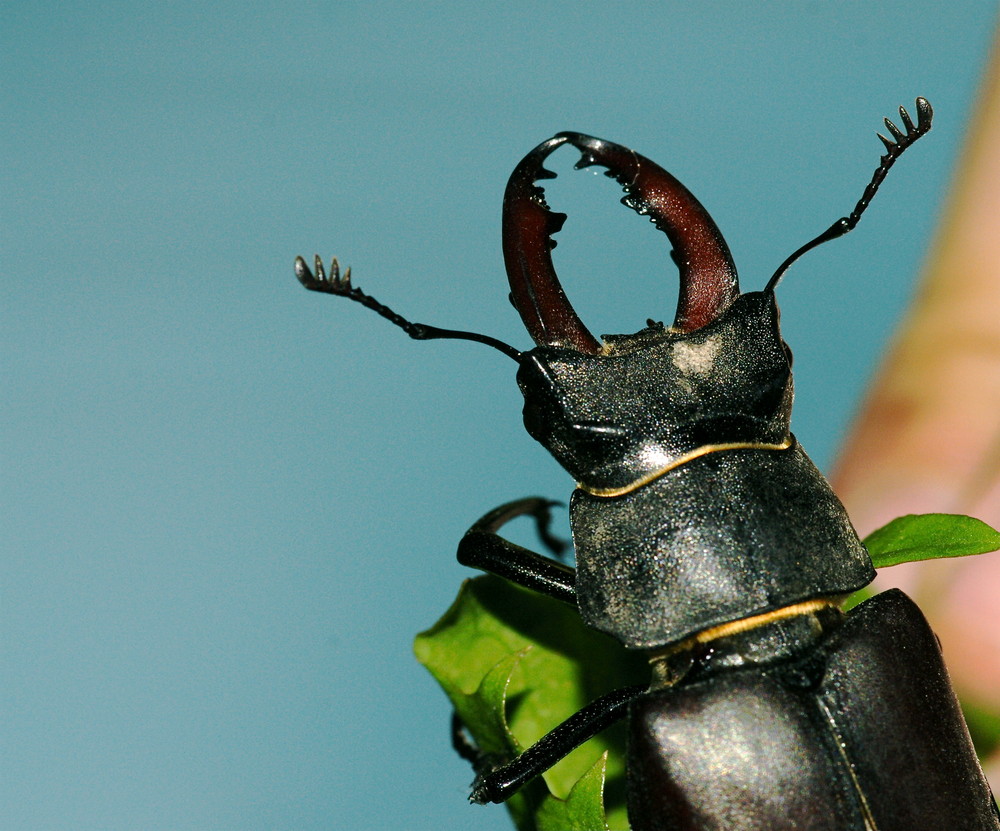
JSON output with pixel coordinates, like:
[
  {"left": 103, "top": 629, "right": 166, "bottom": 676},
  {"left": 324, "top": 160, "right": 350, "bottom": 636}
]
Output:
[{"left": 831, "top": 33, "right": 1000, "bottom": 783}]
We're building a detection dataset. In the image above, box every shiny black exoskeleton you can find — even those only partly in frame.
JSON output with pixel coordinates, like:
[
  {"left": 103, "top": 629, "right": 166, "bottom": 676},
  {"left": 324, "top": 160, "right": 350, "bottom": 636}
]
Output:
[
  {"left": 296, "top": 98, "right": 1000, "bottom": 830},
  {"left": 516, "top": 290, "right": 873, "bottom": 650}
]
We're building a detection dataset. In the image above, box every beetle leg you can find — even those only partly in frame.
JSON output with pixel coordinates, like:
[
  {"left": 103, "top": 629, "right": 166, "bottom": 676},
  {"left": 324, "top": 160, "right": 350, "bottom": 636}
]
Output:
[
  {"left": 468, "top": 684, "right": 646, "bottom": 804},
  {"left": 457, "top": 498, "right": 575, "bottom": 605},
  {"left": 450, "top": 711, "right": 483, "bottom": 765}
]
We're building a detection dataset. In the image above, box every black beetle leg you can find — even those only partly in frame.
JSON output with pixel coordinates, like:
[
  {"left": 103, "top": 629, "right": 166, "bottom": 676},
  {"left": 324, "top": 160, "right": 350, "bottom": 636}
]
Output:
[
  {"left": 457, "top": 497, "right": 575, "bottom": 605},
  {"left": 469, "top": 685, "right": 646, "bottom": 804},
  {"left": 450, "top": 711, "right": 512, "bottom": 785},
  {"left": 450, "top": 711, "right": 482, "bottom": 765}
]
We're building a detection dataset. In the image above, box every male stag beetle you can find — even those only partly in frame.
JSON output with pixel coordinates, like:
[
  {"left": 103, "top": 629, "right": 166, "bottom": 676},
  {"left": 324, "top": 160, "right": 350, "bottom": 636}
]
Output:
[{"left": 296, "top": 98, "right": 1000, "bottom": 830}]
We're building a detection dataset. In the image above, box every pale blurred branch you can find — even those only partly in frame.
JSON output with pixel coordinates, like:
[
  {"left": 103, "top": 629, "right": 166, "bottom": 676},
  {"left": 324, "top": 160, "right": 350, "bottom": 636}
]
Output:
[{"left": 831, "top": 29, "right": 1000, "bottom": 781}]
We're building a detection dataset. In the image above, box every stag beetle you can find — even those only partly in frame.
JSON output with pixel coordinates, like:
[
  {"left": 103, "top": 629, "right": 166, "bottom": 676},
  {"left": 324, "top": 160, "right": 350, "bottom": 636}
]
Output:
[{"left": 295, "top": 98, "right": 1000, "bottom": 830}]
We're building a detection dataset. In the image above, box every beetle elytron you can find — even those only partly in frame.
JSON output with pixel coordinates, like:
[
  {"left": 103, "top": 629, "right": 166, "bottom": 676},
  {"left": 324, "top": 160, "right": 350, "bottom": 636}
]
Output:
[{"left": 296, "top": 98, "right": 1000, "bottom": 829}]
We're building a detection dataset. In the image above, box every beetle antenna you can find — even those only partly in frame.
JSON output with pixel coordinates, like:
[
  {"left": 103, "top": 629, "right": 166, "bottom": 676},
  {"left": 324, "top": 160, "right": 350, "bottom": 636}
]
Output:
[
  {"left": 295, "top": 255, "right": 522, "bottom": 361},
  {"left": 765, "top": 97, "right": 933, "bottom": 293}
]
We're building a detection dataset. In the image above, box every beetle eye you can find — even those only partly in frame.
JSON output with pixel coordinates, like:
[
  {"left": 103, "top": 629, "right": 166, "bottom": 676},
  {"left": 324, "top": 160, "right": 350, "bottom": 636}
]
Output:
[{"left": 521, "top": 395, "right": 556, "bottom": 443}]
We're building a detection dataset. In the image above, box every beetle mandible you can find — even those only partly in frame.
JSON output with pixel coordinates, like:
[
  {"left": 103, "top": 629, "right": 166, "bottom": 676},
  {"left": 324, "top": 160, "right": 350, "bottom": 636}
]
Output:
[{"left": 295, "top": 98, "right": 1000, "bottom": 830}]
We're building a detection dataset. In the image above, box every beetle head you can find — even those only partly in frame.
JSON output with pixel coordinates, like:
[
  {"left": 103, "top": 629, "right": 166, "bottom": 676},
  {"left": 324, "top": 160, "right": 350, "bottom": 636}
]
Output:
[
  {"left": 516, "top": 293, "right": 793, "bottom": 492},
  {"left": 504, "top": 133, "right": 792, "bottom": 491}
]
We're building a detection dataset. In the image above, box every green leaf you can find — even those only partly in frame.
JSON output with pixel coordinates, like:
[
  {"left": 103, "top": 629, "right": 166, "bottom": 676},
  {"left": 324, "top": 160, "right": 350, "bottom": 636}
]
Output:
[
  {"left": 862, "top": 513, "right": 1000, "bottom": 568},
  {"left": 414, "top": 576, "right": 646, "bottom": 831},
  {"left": 840, "top": 584, "right": 874, "bottom": 612},
  {"left": 535, "top": 753, "right": 610, "bottom": 831},
  {"left": 459, "top": 652, "right": 539, "bottom": 830},
  {"left": 961, "top": 698, "right": 1000, "bottom": 761}
]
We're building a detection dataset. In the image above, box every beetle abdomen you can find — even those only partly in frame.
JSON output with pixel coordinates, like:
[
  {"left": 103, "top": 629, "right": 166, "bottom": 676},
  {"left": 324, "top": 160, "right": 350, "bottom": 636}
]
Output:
[{"left": 626, "top": 589, "right": 999, "bottom": 831}]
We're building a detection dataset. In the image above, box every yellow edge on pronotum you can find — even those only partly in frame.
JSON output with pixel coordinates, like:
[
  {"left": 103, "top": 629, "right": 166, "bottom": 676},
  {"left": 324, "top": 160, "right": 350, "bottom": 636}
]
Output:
[
  {"left": 577, "top": 436, "right": 794, "bottom": 498},
  {"left": 648, "top": 597, "right": 841, "bottom": 666}
]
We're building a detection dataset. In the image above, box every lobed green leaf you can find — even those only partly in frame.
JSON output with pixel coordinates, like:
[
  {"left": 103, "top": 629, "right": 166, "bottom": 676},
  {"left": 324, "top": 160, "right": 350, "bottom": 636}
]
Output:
[
  {"left": 535, "top": 753, "right": 610, "bottom": 831},
  {"left": 414, "top": 576, "right": 644, "bottom": 830}
]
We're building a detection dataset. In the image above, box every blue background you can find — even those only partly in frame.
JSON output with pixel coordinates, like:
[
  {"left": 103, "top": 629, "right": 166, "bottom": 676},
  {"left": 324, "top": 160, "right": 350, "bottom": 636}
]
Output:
[{"left": 3, "top": 3, "right": 996, "bottom": 829}]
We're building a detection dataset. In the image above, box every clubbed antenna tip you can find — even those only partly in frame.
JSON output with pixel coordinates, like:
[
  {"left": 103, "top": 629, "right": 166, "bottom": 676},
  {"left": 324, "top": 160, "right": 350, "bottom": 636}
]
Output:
[
  {"left": 294, "top": 253, "right": 522, "bottom": 361},
  {"left": 295, "top": 255, "right": 352, "bottom": 294},
  {"left": 766, "top": 97, "right": 933, "bottom": 293},
  {"left": 878, "top": 97, "right": 933, "bottom": 156}
]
